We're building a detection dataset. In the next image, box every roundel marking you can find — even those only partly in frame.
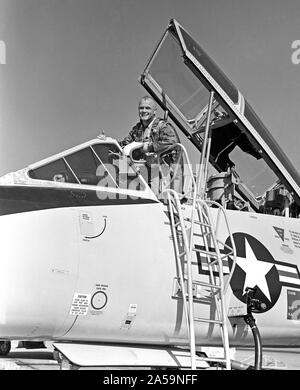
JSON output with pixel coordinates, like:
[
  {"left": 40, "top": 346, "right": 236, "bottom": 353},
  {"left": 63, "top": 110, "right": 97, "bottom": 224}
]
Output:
[{"left": 224, "top": 233, "right": 281, "bottom": 312}]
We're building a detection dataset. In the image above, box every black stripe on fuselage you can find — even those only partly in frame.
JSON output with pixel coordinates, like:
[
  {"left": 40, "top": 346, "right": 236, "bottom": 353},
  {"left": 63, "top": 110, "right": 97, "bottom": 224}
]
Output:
[{"left": 0, "top": 185, "right": 158, "bottom": 216}]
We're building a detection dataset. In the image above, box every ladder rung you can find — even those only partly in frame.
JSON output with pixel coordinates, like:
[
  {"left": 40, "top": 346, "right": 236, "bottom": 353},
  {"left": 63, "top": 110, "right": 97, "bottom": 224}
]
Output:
[
  {"left": 220, "top": 253, "right": 232, "bottom": 260},
  {"left": 185, "top": 219, "right": 212, "bottom": 228},
  {"left": 192, "top": 280, "right": 221, "bottom": 289},
  {"left": 192, "top": 230, "right": 213, "bottom": 238},
  {"left": 209, "top": 258, "right": 221, "bottom": 266},
  {"left": 202, "top": 231, "right": 212, "bottom": 237},
  {"left": 192, "top": 232, "right": 204, "bottom": 238},
  {"left": 192, "top": 248, "right": 218, "bottom": 257},
  {"left": 195, "top": 356, "right": 229, "bottom": 363},
  {"left": 194, "top": 317, "right": 223, "bottom": 325}
]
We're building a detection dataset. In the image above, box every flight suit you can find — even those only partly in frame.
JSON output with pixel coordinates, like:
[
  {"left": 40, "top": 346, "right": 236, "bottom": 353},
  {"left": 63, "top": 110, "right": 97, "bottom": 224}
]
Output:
[{"left": 120, "top": 118, "right": 182, "bottom": 199}]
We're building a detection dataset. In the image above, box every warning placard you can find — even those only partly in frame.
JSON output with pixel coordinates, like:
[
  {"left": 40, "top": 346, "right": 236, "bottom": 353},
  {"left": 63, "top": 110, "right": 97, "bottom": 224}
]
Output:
[
  {"left": 289, "top": 230, "right": 300, "bottom": 249},
  {"left": 287, "top": 290, "right": 300, "bottom": 320},
  {"left": 70, "top": 293, "right": 91, "bottom": 316}
]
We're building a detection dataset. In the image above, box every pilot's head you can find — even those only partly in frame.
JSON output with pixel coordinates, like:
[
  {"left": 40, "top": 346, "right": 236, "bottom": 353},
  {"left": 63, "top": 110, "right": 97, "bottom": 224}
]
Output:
[
  {"left": 138, "top": 96, "right": 157, "bottom": 126},
  {"left": 53, "top": 173, "right": 67, "bottom": 183}
]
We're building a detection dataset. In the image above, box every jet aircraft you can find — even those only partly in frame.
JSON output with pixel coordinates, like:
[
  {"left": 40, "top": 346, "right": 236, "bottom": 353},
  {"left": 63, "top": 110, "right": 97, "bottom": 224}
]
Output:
[{"left": 0, "top": 19, "right": 300, "bottom": 370}]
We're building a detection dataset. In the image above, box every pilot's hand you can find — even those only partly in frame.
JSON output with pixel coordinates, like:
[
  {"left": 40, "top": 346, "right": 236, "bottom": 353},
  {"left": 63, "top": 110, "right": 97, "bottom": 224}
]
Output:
[
  {"left": 108, "top": 150, "right": 122, "bottom": 159},
  {"left": 143, "top": 141, "right": 150, "bottom": 153}
]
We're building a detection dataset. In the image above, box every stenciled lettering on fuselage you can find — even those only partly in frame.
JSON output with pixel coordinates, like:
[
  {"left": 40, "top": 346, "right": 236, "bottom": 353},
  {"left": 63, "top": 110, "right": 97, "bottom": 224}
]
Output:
[{"left": 195, "top": 232, "right": 300, "bottom": 313}]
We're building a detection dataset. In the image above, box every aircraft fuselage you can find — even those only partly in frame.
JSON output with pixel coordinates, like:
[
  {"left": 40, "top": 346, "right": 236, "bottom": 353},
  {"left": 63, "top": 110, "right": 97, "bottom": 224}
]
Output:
[{"left": 1, "top": 184, "right": 300, "bottom": 348}]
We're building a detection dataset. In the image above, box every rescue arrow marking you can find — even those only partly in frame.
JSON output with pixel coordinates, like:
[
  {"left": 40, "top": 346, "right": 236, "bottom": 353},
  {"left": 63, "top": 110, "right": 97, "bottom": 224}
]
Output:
[{"left": 85, "top": 217, "right": 107, "bottom": 239}]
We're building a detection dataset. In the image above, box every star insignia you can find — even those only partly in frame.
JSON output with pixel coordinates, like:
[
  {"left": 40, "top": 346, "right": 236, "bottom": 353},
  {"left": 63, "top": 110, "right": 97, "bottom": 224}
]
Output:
[{"left": 236, "top": 238, "right": 274, "bottom": 302}]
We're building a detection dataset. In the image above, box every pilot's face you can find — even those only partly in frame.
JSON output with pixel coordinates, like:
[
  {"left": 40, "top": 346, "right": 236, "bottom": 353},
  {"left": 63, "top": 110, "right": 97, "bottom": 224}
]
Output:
[
  {"left": 53, "top": 173, "right": 66, "bottom": 182},
  {"left": 138, "top": 98, "right": 156, "bottom": 125}
]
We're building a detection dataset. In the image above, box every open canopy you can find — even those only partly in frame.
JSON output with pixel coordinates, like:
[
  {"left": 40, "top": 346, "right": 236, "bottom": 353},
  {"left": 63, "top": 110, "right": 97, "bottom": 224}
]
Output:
[{"left": 140, "top": 19, "right": 300, "bottom": 209}]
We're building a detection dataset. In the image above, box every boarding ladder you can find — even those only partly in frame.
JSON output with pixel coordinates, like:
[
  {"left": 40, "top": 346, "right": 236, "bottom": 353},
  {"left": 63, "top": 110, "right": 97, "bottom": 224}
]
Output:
[{"left": 164, "top": 92, "right": 237, "bottom": 370}]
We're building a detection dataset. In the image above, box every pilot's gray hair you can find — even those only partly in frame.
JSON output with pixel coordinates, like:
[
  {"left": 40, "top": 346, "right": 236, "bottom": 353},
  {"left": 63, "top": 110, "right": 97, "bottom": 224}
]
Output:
[{"left": 139, "top": 95, "right": 157, "bottom": 109}]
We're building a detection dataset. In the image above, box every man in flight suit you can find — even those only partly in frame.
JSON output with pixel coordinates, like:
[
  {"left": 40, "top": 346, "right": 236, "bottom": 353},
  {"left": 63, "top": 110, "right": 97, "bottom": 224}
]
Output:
[{"left": 120, "top": 95, "right": 182, "bottom": 199}]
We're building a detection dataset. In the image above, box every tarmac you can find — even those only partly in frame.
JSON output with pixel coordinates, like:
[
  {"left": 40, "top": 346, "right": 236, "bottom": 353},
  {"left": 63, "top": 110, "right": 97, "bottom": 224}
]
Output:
[
  {"left": 1, "top": 341, "right": 300, "bottom": 370},
  {"left": 0, "top": 341, "right": 59, "bottom": 370}
]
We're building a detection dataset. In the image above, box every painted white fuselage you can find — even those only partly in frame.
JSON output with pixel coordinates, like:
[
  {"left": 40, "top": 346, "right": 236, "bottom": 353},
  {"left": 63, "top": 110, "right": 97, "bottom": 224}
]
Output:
[{"left": 1, "top": 189, "right": 300, "bottom": 348}]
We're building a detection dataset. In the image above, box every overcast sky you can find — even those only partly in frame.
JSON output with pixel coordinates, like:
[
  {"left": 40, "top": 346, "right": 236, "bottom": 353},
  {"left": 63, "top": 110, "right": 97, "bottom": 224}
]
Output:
[{"left": 0, "top": 0, "right": 300, "bottom": 176}]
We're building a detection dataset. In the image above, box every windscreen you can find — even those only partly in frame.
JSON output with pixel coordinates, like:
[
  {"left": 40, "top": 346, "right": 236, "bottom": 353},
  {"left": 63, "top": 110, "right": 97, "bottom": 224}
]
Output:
[{"left": 29, "top": 143, "right": 145, "bottom": 191}]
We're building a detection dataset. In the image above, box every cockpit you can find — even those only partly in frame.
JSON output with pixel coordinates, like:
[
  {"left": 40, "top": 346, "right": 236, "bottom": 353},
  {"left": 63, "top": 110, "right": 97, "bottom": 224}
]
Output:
[
  {"left": 28, "top": 140, "right": 128, "bottom": 188},
  {"left": 0, "top": 137, "right": 158, "bottom": 202}
]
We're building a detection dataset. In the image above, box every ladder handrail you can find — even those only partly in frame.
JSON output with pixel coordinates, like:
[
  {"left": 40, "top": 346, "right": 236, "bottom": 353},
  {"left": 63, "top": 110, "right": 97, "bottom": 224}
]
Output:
[
  {"left": 166, "top": 192, "right": 190, "bottom": 329},
  {"left": 166, "top": 189, "right": 197, "bottom": 370},
  {"left": 162, "top": 142, "right": 197, "bottom": 195},
  {"left": 196, "top": 91, "right": 215, "bottom": 198},
  {"left": 204, "top": 199, "right": 237, "bottom": 293}
]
